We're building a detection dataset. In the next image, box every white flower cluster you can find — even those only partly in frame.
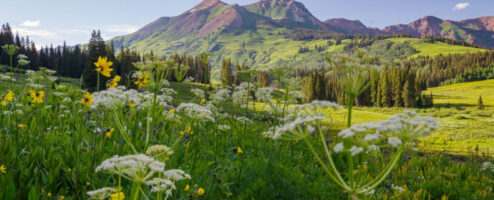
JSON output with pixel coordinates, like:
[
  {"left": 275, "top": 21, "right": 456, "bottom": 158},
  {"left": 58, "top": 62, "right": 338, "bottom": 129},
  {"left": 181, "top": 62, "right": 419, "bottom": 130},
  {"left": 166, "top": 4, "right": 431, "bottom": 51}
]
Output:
[
  {"left": 146, "top": 145, "right": 174, "bottom": 156},
  {"left": 335, "top": 110, "right": 440, "bottom": 156},
  {"left": 87, "top": 187, "right": 116, "bottom": 200},
  {"left": 255, "top": 87, "right": 272, "bottom": 102},
  {"left": 218, "top": 125, "right": 231, "bottom": 131},
  {"left": 176, "top": 103, "right": 215, "bottom": 122},
  {"left": 190, "top": 88, "right": 205, "bottom": 99},
  {"left": 481, "top": 162, "right": 494, "bottom": 172},
  {"left": 91, "top": 87, "right": 172, "bottom": 110},
  {"left": 95, "top": 154, "right": 166, "bottom": 176},
  {"left": 211, "top": 89, "right": 231, "bottom": 104},
  {"left": 145, "top": 169, "right": 190, "bottom": 194},
  {"left": 95, "top": 153, "right": 190, "bottom": 197}
]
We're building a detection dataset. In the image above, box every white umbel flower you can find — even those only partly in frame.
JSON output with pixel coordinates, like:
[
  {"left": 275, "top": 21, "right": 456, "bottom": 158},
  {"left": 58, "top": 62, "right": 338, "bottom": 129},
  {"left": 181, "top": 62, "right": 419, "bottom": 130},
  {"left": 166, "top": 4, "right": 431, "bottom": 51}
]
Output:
[
  {"left": 176, "top": 103, "right": 215, "bottom": 122},
  {"left": 349, "top": 145, "right": 364, "bottom": 156},
  {"left": 87, "top": 187, "right": 116, "bottom": 200},
  {"left": 333, "top": 143, "right": 344, "bottom": 153}
]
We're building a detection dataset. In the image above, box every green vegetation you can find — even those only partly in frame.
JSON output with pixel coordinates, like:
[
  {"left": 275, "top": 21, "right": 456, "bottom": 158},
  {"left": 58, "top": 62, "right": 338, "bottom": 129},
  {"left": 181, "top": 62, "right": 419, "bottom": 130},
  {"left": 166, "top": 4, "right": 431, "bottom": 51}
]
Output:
[
  {"left": 385, "top": 38, "right": 486, "bottom": 58},
  {"left": 425, "top": 79, "right": 494, "bottom": 109}
]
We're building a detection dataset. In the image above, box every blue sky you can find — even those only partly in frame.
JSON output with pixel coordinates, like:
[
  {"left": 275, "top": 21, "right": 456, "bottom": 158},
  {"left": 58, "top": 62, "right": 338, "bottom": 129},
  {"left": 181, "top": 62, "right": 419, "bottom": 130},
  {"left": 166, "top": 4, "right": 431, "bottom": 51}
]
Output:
[{"left": 1, "top": 0, "right": 492, "bottom": 48}]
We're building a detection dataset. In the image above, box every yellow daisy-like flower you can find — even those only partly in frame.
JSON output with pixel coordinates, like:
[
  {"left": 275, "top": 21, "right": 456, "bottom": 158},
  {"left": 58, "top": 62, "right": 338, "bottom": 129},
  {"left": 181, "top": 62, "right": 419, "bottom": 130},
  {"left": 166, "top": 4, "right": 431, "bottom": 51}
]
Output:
[
  {"left": 184, "top": 184, "right": 190, "bottom": 191},
  {"left": 127, "top": 101, "right": 136, "bottom": 108},
  {"left": 81, "top": 92, "right": 93, "bottom": 107},
  {"left": 107, "top": 75, "right": 121, "bottom": 88},
  {"left": 47, "top": 193, "right": 52, "bottom": 197},
  {"left": 110, "top": 192, "right": 125, "bottom": 200},
  {"left": 200, "top": 98, "right": 206, "bottom": 105},
  {"left": 105, "top": 128, "right": 115, "bottom": 138},
  {"left": 134, "top": 72, "right": 149, "bottom": 89},
  {"left": 237, "top": 147, "right": 243, "bottom": 154},
  {"left": 57, "top": 196, "right": 64, "bottom": 200},
  {"left": 2, "top": 91, "right": 14, "bottom": 106},
  {"left": 86, "top": 181, "right": 90, "bottom": 186},
  {"left": 29, "top": 90, "right": 44, "bottom": 104},
  {"left": 197, "top": 188, "right": 205, "bottom": 196},
  {"left": 186, "top": 126, "right": 193, "bottom": 135},
  {"left": 0, "top": 164, "right": 6, "bottom": 174},
  {"left": 17, "top": 124, "right": 27, "bottom": 128},
  {"left": 94, "top": 56, "right": 114, "bottom": 77}
]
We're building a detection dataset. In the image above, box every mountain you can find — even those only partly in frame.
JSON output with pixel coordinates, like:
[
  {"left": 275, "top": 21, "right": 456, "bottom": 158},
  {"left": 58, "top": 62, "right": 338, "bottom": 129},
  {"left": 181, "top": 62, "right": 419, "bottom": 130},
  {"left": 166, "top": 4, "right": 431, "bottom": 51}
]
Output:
[
  {"left": 244, "top": 0, "right": 334, "bottom": 31},
  {"left": 324, "top": 18, "right": 382, "bottom": 34},
  {"left": 111, "top": 0, "right": 491, "bottom": 74},
  {"left": 381, "top": 16, "right": 494, "bottom": 47}
]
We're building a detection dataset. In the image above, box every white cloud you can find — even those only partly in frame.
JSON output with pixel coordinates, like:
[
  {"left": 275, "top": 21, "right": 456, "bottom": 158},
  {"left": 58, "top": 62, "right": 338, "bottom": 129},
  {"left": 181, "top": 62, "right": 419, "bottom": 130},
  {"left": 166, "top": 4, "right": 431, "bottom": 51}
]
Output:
[
  {"left": 20, "top": 20, "right": 41, "bottom": 27},
  {"left": 11, "top": 24, "right": 140, "bottom": 48},
  {"left": 453, "top": 2, "right": 470, "bottom": 11}
]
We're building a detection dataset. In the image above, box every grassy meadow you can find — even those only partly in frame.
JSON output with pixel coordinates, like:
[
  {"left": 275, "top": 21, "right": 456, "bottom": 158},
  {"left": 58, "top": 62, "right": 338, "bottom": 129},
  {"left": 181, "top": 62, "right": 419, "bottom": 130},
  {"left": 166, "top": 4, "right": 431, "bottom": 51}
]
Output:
[{"left": 1, "top": 64, "right": 493, "bottom": 200}]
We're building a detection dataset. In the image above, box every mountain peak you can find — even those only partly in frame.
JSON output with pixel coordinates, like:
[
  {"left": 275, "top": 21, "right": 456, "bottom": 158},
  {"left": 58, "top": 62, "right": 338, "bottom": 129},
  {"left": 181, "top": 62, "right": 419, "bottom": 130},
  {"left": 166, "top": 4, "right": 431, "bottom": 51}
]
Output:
[{"left": 191, "top": 0, "right": 226, "bottom": 11}]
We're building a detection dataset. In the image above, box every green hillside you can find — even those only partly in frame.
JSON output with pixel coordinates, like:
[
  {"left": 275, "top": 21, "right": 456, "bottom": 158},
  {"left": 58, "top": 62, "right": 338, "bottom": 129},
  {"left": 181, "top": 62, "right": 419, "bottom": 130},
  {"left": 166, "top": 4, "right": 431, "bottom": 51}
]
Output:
[
  {"left": 386, "top": 38, "right": 486, "bottom": 58},
  {"left": 426, "top": 79, "right": 494, "bottom": 109}
]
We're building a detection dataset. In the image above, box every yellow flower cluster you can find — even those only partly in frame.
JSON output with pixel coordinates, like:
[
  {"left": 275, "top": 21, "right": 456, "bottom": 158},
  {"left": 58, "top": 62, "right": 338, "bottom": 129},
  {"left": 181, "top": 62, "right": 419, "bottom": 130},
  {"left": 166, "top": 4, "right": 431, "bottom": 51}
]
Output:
[
  {"left": 107, "top": 75, "right": 121, "bottom": 88},
  {"left": 1, "top": 91, "right": 14, "bottom": 106}
]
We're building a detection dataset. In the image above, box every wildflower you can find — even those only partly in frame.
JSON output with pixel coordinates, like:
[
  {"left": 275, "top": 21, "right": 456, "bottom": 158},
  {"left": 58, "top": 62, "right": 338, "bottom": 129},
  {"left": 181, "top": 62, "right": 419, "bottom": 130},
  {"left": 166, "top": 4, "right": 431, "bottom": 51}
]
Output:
[
  {"left": 57, "top": 196, "right": 64, "bottom": 200},
  {"left": 200, "top": 98, "right": 206, "bottom": 105},
  {"left": 146, "top": 145, "right": 174, "bottom": 161},
  {"left": 388, "top": 137, "right": 402, "bottom": 148},
  {"left": 349, "top": 145, "right": 364, "bottom": 156},
  {"left": 67, "top": 168, "right": 72, "bottom": 173},
  {"left": 197, "top": 188, "right": 205, "bottom": 196},
  {"left": 105, "top": 128, "right": 115, "bottom": 138},
  {"left": 81, "top": 92, "right": 94, "bottom": 107},
  {"left": 47, "top": 193, "right": 52, "bottom": 197},
  {"left": 95, "top": 154, "right": 166, "bottom": 179},
  {"left": 29, "top": 90, "right": 44, "bottom": 104},
  {"left": 176, "top": 103, "right": 215, "bottom": 122},
  {"left": 184, "top": 184, "right": 190, "bottom": 191},
  {"left": 0, "top": 164, "right": 6, "bottom": 174},
  {"left": 191, "top": 88, "right": 205, "bottom": 99},
  {"left": 17, "top": 124, "right": 27, "bottom": 128},
  {"left": 218, "top": 125, "right": 231, "bottom": 131},
  {"left": 110, "top": 192, "right": 125, "bottom": 200},
  {"left": 87, "top": 187, "right": 116, "bottom": 200},
  {"left": 1, "top": 91, "right": 14, "bottom": 106},
  {"left": 255, "top": 87, "right": 272, "bottom": 102},
  {"left": 134, "top": 72, "right": 149, "bottom": 88},
  {"left": 333, "top": 143, "right": 344, "bottom": 153},
  {"left": 94, "top": 56, "right": 113, "bottom": 77},
  {"left": 107, "top": 75, "right": 121, "bottom": 88},
  {"left": 86, "top": 182, "right": 91, "bottom": 186},
  {"left": 127, "top": 101, "right": 136, "bottom": 108},
  {"left": 236, "top": 147, "right": 243, "bottom": 154}
]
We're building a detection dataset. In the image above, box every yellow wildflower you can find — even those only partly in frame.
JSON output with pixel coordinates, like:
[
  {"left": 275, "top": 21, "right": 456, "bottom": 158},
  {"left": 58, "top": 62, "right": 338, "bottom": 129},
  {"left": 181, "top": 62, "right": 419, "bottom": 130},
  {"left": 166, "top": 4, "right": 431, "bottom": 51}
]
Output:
[
  {"left": 105, "top": 128, "right": 115, "bottom": 138},
  {"left": 0, "top": 164, "right": 6, "bottom": 174},
  {"left": 110, "top": 192, "right": 125, "bottom": 200},
  {"left": 1, "top": 91, "right": 14, "bottom": 106},
  {"left": 200, "top": 98, "right": 206, "bottom": 105},
  {"left": 127, "top": 101, "right": 136, "bottom": 108},
  {"left": 17, "top": 124, "right": 27, "bottom": 128},
  {"left": 47, "top": 193, "right": 52, "bottom": 197},
  {"left": 67, "top": 168, "right": 71, "bottom": 173},
  {"left": 57, "top": 196, "right": 64, "bottom": 200},
  {"left": 81, "top": 92, "right": 93, "bottom": 107},
  {"left": 184, "top": 184, "right": 190, "bottom": 191},
  {"left": 86, "top": 181, "right": 90, "bottom": 186},
  {"left": 186, "top": 127, "right": 193, "bottom": 135},
  {"left": 134, "top": 72, "right": 149, "bottom": 89},
  {"left": 107, "top": 75, "right": 121, "bottom": 88},
  {"left": 29, "top": 90, "right": 44, "bottom": 104},
  {"left": 197, "top": 188, "right": 205, "bottom": 196},
  {"left": 237, "top": 147, "right": 243, "bottom": 154},
  {"left": 94, "top": 56, "right": 113, "bottom": 77}
]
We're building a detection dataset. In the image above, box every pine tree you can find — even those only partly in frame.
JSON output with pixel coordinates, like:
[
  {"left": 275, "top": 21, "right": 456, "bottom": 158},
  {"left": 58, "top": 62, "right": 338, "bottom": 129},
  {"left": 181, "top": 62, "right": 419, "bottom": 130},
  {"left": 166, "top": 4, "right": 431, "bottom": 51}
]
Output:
[
  {"left": 380, "top": 72, "right": 392, "bottom": 107},
  {"left": 83, "top": 30, "right": 108, "bottom": 91},
  {"left": 478, "top": 95, "right": 484, "bottom": 110},
  {"left": 221, "top": 58, "right": 233, "bottom": 86}
]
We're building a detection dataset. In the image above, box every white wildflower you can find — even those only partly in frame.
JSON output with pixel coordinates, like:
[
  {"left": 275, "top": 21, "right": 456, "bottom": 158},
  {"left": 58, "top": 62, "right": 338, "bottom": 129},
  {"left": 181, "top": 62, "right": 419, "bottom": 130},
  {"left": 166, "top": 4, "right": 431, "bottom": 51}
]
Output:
[
  {"left": 349, "top": 145, "right": 364, "bottom": 156},
  {"left": 388, "top": 137, "right": 402, "bottom": 148},
  {"left": 333, "top": 143, "right": 344, "bottom": 153}
]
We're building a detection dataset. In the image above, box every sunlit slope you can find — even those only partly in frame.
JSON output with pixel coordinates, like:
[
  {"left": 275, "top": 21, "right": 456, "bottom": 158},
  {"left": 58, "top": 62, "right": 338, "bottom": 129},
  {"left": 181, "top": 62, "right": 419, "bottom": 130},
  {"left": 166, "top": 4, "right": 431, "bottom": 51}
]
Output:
[{"left": 425, "top": 79, "right": 494, "bottom": 109}]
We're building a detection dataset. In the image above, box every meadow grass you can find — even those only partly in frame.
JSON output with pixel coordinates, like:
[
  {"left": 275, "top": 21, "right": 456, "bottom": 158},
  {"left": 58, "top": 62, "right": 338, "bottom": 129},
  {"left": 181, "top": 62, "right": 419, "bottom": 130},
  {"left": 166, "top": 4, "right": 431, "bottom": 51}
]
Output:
[
  {"left": 385, "top": 38, "right": 486, "bottom": 58},
  {"left": 0, "top": 74, "right": 493, "bottom": 200}
]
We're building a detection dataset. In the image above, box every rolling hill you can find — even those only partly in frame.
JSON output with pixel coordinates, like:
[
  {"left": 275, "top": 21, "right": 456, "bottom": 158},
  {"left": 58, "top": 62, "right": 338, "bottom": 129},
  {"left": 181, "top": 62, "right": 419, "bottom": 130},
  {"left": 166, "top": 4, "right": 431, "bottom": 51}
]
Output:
[{"left": 111, "top": 0, "right": 493, "bottom": 72}]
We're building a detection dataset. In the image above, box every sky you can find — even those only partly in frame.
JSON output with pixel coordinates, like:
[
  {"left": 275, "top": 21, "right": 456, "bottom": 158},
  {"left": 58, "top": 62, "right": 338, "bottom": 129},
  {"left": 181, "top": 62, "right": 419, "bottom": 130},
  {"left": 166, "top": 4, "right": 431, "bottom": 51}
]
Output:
[{"left": 1, "top": 0, "right": 493, "bottom": 49}]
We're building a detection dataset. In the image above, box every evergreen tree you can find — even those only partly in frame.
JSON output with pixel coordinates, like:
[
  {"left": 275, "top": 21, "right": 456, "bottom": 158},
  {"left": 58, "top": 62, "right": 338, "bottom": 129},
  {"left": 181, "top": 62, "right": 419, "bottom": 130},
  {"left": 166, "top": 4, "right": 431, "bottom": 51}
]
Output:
[
  {"left": 221, "top": 58, "right": 233, "bottom": 86},
  {"left": 478, "top": 95, "right": 484, "bottom": 110},
  {"left": 83, "top": 30, "right": 108, "bottom": 91}
]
